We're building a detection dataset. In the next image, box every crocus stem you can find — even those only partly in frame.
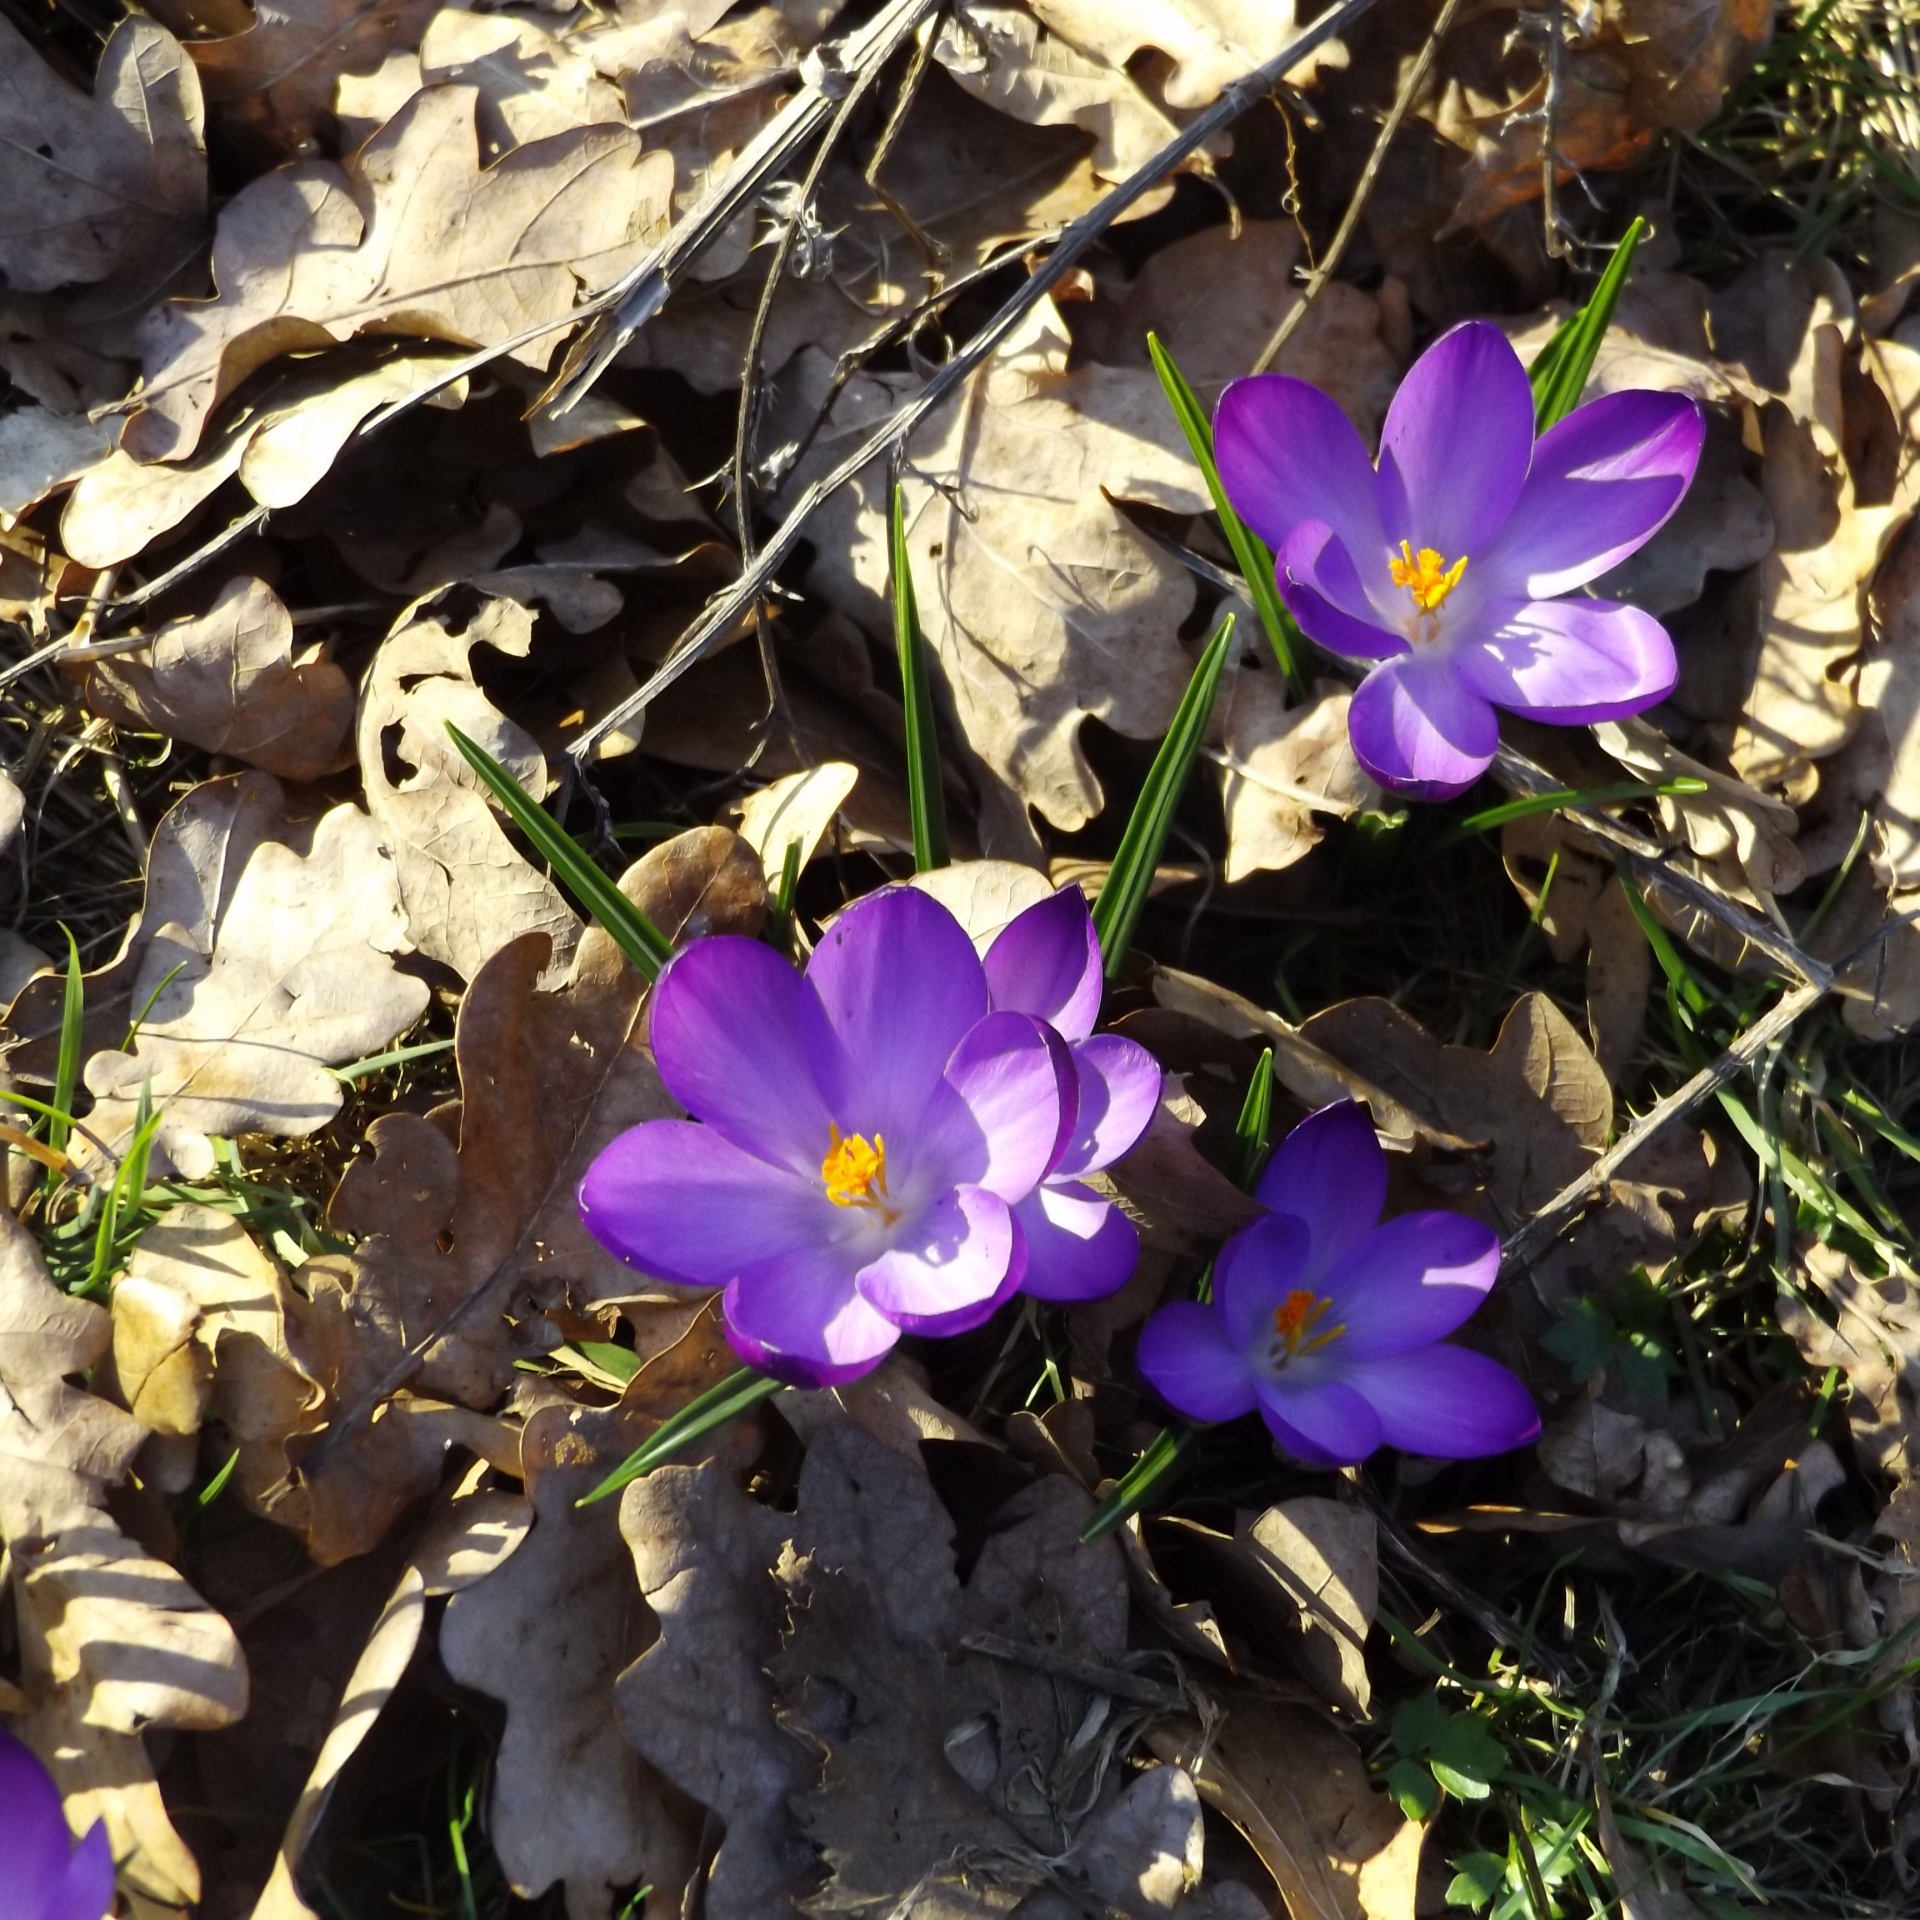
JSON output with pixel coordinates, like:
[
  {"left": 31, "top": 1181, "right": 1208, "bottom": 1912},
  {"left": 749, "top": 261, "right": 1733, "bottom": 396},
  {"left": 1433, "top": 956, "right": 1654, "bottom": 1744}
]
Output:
[
  {"left": 1079, "top": 1426, "right": 1196, "bottom": 1544},
  {"left": 576, "top": 1367, "right": 783, "bottom": 1506}
]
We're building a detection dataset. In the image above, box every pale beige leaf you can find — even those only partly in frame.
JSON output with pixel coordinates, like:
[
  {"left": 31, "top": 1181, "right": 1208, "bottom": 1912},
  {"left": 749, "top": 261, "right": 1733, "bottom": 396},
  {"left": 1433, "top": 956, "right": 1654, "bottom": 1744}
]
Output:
[
  {"left": 86, "top": 576, "right": 354, "bottom": 782},
  {"left": 908, "top": 860, "right": 1054, "bottom": 944},
  {"left": 798, "top": 298, "right": 1211, "bottom": 837},
  {"left": 440, "top": 1406, "right": 699, "bottom": 1914},
  {"left": 1212, "top": 668, "right": 1373, "bottom": 884},
  {"left": 79, "top": 772, "right": 431, "bottom": 1179},
  {"left": 358, "top": 597, "right": 581, "bottom": 984},
  {"left": 732, "top": 761, "right": 859, "bottom": 877},
  {"left": 0, "top": 16, "right": 206, "bottom": 294},
  {"left": 1026, "top": 0, "right": 1347, "bottom": 108},
  {"left": 190, "top": 0, "right": 441, "bottom": 161},
  {"left": 1239, "top": 1499, "right": 1378, "bottom": 1717},
  {"left": 129, "top": 85, "right": 672, "bottom": 462},
  {"left": 0, "top": 406, "right": 119, "bottom": 530},
  {"left": 250, "top": 1489, "right": 532, "bottom": 1920}
]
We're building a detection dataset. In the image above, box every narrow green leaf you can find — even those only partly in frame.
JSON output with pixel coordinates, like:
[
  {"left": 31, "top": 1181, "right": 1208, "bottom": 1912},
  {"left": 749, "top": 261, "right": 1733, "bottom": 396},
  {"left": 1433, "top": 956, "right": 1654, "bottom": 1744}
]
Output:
[
  {"left": 1231, "top": 1046, "right": 1275, "bottom": 1192},
  {"left": 576, "top": 1367, "right": 783, "bottom": 1506},
  {"left": 767, "top": 837, "right": 803, "bottom": 955},
  {"left": 1079, "top": 1426, "right": 1195, "bottom": 1543},
  {"left": 1092, "top": 614, "right": 1234, "bottom": 977},
  {"left": 1147, "top": 333, "right": 1306, "bottom": 699},
  {"left": 446, "top": 724, "right": 671, "bottom": 979},
  {"left": 1454, "top": 776, "right": 1708, "bottom": 836},
  {"left": 329, "top": 1037, "right": 455, "bottom": 1083},
  {"left": 194, "top": 1448, "right": 241, "bottom": 1510},
  {"left": 891, "top": 481, "right": 950, "bottom": 872},
  {"left": 49, "top": 927, "right": 83, "bottom": 1159},
  {"left": 1528, "top": 215, "right": 1647, "bottom": 432}
]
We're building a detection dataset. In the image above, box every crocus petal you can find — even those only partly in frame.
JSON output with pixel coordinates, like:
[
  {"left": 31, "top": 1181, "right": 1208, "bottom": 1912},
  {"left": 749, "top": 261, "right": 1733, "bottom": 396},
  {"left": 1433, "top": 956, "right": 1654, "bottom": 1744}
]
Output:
[
  {"left": 1136, "top": 1301, "right": 1260, "bottom": 1424},
  {"left": 1255, "top": 1100, "right": 1386, "bottom": 1278},
  {"left": 1347, "top": 653, "right": 1499, "bottom": 800},
  {"left": 1254, "top": 1376, "right": 1384, "bottom": 1467},
  {"left": 899, "top": 1209, "right": 1030, "bottom": 1336},
  {"left": 44, "top": 1822, "right": 115, "bottom": 1920},
  {"left": 579, "top": 1119, "right": 834, "bottom": 1288},
  {"left": 1454, "top": 597, "right": 1676, "bottom": 724},
  {"left": 1056, "top": 1035, "right": 1163, "bottom": 1177},
  {"left": 647, "top": 935, "right": 836, "bottom": 1176},
  {"left": 983, "top": 887, "right": 1103, "bottom": 1041},
  {"left": 805, "top": 886, "right": 988, "bottom": 1140},
  {"left": 1477, "top": 389, "right": 1706, "bottom": 598},
  {"left": 1336, "top": 1344, "right": 1541, "bottom": 1458},
  {"left": 855, "top": 1185, "right": 1014, "bottom": 1329},
  {"left": 1015, "top": 1180, "right": 1140, "bottom": 1302},
  {"left": 1215, "top": 376, "right": 1393, "bottom": 601},
  {"left": 1323, "top": 1212, "right": 1502, "bottom": 1358},
  {"left": 0, "top": 1729, "right": 70, "bottom": 1920},
  {"left": 724, "top": 1250, "right": 899, "bottom": 1388},
  {"left": 915, "top": 1011, "right": 1069, "bottom": 1201},
  {"left": 1376, "top": 321, "right": 1534, "bottom": 559},
  {"left": 1278, "top": 522, "right": 1411, "bottom": 661},
  {"left": 1211, "top": 1213, "right": 1314, "bottom": 1353}
]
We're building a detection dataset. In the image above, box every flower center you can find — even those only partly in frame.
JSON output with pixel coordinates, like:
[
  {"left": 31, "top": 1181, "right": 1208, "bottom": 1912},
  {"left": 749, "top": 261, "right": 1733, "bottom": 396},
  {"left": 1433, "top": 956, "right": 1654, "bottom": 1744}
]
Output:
[
  {"left": 1270, "top": 1288, "right": 1344, "bottom": 1368},
  {"left": 822, "top": 1124, "right": 895, "bottom": 1219},
  {"left": 1388, "top": 540, "right": 1468, "bottom": 615}
]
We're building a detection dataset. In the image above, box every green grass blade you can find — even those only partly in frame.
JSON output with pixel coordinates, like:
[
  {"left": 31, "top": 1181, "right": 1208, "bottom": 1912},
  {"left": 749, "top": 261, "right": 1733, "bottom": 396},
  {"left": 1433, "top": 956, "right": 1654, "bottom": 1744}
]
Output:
[
  {"left": 1147, "top": 333, "right": 1306, "bottom": 699},
  {"left": 890, "top": 481, "right": 950, "bottom": 872},
  {"left": 49, "top": 926, "right": 83, "bottom": 1159},
  {"left": 1092, "top": 613, "right": 1234, "bottom": 978},
  {"left": 1454, "top": 776, "right": 1708, "bottom": 837},
  {"left": 1080, "top": 1426, "right": 1195, "bottom": 1543},
  {"left": 1231, "top": 1046, "right": 1275, "bottom": 1190},
  {"left": 446, "top": 724, "right": 671, "bottom": 979},
  {"left": 1528, "top": 216, "right": 1646, "bottom": 432},
  {"left": 576, "top": 1367, "right": 783, "bottom": 1506}
]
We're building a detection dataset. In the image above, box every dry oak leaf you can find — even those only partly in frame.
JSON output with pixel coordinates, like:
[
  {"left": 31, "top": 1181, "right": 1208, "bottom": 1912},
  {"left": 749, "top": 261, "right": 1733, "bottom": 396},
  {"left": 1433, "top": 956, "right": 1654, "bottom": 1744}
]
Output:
[
  {"left": 1778, "top": 1240, "right": 1920, "bottom": 1485},
  {"left": 1151, "top": 1697, "right": 1422, "bottom": 1920},
  {"left": 0, "top": 14, "right": 207, "bottom": 296},
  {"left": 309, "top": 918, "right": 675, "bottom": 1410},
  {"left": 250, "top": 1486, "right": 531, "bottom": 1920},
  {"left": 86, "top": 575, "right": 354, "bottom": 782},
  {"left": 108, "top": 1205, "right": 325, "bottom": 1521},
  {"left": 1025, "top": 0, "right": 1348, "bottom": 110},
  {"left": 616, "top": 1458, "right": 811, "bottom": 1920},
  {"left": 0, "top": 405, "right": 120, "bottom": 530},
  {"left": 128, "top": 83, "right": 673, "bottom": 463},
  {"left": 797, "top": 296, "right": 1212, "bottom": 836},
  {"left": 189, "top": 0, "right": 440, "bottom": 164},
  {"left": 0, "top": 1211, "right": 246, "bottom": 1915},
  {"left": 335, "top": 7, "right": 627, "bottom": 161},
  {"left": 359, "top": 595, "right": 581, "bottom": 984},
  {"left": 76, "top": 771, "right": 430, "bottom": 1180},
  {"left": 440, "top": 1399, "right": 701, "bottom": 1917}
]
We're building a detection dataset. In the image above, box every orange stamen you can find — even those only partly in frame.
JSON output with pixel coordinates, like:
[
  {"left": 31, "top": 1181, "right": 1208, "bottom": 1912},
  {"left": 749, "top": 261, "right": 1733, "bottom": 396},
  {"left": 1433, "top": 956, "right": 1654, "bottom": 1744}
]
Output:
[
  {"left": 822, "top": 1124, "right": 892, "bottom": 1215},
  {"left": 1271, "top": 1288, "right": 1345, "bottom": 1363},
  {"left": 1388, "top": 540, "right": 1468, "bottom": 614}
]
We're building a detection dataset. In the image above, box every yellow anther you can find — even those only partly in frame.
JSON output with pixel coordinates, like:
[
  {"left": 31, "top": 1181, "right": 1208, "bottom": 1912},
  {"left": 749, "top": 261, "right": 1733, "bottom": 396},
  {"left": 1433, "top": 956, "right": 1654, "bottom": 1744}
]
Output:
[
  {"left": 822, "top": 1124, "right": 889, "bottom": 1210},
  {"left": 1388, "top": 540, "right": 1469, "bottom": 614},
  {"left": 1271, "top": 1288, "right": 1344, "bottom": 1362}
]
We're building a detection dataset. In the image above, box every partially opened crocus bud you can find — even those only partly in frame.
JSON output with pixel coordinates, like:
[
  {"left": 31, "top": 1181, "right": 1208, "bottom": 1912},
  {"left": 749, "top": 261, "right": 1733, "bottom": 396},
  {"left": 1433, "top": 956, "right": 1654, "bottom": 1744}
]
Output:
[
  {"left": 0, "top": 1727, "right": 114, "bottom": 1920},
  {"left": 1136, "top": 1101, "right": 1539, "bottom": 1466}
]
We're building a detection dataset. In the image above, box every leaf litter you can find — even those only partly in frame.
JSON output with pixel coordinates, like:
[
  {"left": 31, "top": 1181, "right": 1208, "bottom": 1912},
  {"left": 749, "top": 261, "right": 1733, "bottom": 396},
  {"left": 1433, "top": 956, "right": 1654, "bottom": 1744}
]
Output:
[{"left": 4, "top": 1, "right": 1920, "bottom": 1916}]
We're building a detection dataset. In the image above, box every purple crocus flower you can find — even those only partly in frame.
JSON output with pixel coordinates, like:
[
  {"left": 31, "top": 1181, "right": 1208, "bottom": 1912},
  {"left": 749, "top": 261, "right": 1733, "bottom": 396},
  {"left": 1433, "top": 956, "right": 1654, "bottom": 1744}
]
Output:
[
  {"left": 579, "top": 887, "right": 1072, "bottom": 1386},
  {"left": 0, "top": 1728, "right": 114, "bottom": 1920},
  {"left": 977, "top": 887, "right": 1162, "bottom": 1300},
  {"left": 1215, "top": 320, "right": 1704, "bottom": 800},
  {"left": 1135, "top": 1101, "right": 1539, "bottom": 1465}
]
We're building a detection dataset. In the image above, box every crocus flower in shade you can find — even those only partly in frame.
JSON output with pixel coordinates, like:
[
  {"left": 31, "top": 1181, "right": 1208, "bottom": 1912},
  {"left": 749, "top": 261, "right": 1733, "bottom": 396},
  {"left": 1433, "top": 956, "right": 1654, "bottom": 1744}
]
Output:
[
  {"left": 578, "top": 887, "right": 1070, "bottom": 1386},
  {"left": 0, "top": 1727, "right": 114, "bottom": 1920},
  {"left": 1215, "top": 320, "right": 1705, "bottom": 800},
  {"left": 1135, "top": 1101, "right": 1539, "bottom": 1466},
  {"left": 978, "top": 887, "right": 1162, "bottom": 1301}
]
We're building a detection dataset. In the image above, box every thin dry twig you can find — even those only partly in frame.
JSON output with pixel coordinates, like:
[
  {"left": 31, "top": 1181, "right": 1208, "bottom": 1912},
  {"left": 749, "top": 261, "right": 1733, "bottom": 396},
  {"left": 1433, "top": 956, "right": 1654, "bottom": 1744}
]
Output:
[
  {"left": 564, "top": 0, "right": 1386, "bottom": 764},
  {"left": 1253, "top": 0, "right": 1466, "bottom": 373}
]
